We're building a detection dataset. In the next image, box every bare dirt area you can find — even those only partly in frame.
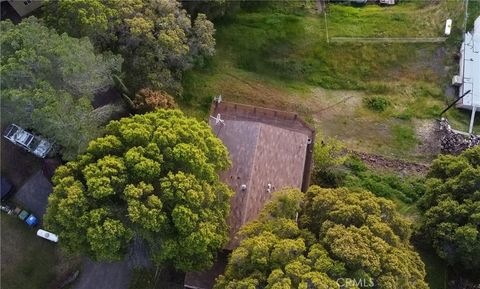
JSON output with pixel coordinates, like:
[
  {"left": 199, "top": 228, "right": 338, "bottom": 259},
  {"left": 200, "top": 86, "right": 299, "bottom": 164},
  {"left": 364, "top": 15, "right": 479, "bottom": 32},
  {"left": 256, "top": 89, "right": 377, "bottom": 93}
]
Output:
[
  {"left": 351, "top": 151, "right": 429, "bottom": 176},
  {"left": 414, "top": 119, "right": 442, "bottom": 159},
  {"left": 218, "top": 72, "right": 302, "bottom": 111},
  {"left": 212, "top": 73, "right": 441, "bottom": 162}
]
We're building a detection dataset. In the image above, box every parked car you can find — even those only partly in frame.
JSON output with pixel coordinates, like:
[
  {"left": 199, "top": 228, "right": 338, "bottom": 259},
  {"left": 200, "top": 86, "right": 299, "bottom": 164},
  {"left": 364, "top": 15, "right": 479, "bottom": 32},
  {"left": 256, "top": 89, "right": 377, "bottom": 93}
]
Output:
[
  {"left": 37, "top": 229, "right": 59, "bottom": 243},
  {"left": 3, "top": 124, "right": 52, "bottom": 158},
  {"left": 1, "top": 176, "right": 14, "bottom": 201}
]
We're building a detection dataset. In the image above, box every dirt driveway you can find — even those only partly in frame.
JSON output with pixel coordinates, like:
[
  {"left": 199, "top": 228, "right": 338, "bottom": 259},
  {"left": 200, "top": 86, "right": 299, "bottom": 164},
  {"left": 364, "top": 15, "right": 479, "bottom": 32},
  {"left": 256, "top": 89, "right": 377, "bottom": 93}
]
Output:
[{"left": 1, "top": 138, "right": 42, "bottom": 189}]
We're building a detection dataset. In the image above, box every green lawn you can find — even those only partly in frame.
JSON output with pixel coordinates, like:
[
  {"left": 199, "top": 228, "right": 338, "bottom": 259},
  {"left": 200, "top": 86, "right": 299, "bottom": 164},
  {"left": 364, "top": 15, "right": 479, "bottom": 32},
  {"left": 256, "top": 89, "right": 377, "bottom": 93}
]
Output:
[
  {"left": 1, "top": 215, "right": 80, "bottom": 289},
  {"left": 1, "top": 215, "right": 57, "bottom": 289},
  {"left": 326, "top": 1, "right": 461, "bottom": 38}
]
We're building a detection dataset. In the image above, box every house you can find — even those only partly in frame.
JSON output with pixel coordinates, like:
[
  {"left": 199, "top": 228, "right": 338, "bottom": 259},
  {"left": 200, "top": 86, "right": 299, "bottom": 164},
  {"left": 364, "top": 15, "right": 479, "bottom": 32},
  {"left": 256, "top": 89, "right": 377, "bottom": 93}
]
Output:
[
  {"left": 1, "top": 0, "right": 43, "bottom": 22},
  {"left": 453, "top": 16, "right": 480, "bottom": 134},
  {"left": 184, "top": 100, "right": 315, "bottom": 289}
]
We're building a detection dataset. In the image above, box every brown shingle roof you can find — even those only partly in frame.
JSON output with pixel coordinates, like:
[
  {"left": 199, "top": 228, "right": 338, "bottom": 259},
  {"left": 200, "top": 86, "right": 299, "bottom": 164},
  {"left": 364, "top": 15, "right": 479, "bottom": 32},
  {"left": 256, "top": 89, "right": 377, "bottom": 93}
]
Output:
[
  {"left": 184, "top": 101, "right": 315, "bottom": 289},
  {"left": 209, "top": 101, "right": 314, "bottom": 249}
]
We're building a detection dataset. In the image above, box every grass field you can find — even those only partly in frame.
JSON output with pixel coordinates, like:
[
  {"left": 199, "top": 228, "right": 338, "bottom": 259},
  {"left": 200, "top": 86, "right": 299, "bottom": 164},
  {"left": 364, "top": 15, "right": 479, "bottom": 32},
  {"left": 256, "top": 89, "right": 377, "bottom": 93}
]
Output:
[
  {"left": 326, "top": 1, "right": 461, "bottom": 38},
  {"left": 182, "top": 0, "right": 479, "bottom": 161},
  {"left": 0, "top": 215, "right": 80, "bottom": 289}
]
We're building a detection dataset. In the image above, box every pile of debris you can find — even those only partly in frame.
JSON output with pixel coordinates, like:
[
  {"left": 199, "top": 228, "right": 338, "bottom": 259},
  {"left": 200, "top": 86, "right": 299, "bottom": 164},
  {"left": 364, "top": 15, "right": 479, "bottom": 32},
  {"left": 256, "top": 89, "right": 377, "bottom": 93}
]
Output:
[
  {"left": 350, "top": 151, "right": 429, "bottom": 175},
  {"left": 439, "top": 118, "right": 480, "bottom": 154}
]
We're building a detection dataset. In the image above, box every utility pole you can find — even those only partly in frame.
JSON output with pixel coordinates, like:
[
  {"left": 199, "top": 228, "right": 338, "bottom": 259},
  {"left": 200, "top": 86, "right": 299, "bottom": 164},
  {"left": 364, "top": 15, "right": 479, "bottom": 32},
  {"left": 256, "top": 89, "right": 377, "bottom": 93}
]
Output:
[{"left": 463, "top": 0, "right": 469, "bottom": 42}]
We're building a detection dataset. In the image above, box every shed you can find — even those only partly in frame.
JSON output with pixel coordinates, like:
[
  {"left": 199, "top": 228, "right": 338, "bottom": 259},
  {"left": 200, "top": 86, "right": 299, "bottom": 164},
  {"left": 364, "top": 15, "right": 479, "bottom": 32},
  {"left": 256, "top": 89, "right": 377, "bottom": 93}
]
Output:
[{"left": 456, "top": 16, "right": 480, "bottom": 133}]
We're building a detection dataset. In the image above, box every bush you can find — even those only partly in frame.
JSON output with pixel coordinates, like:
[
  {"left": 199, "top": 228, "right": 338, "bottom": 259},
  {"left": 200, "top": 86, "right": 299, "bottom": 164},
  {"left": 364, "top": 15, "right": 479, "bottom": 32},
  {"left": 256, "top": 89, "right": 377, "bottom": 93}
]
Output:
[
  {"left": 417, "top": 146, "right": 480, "bottom": 273},
  {"left": 343, "top": 157, "right": 425, "bottom": 204},
  {"left": 133, "top": 89, "right": 177, "bottom": 113},
  {"left": 363, "top": 95, "right": 390, "bottom": 112},
  {"left": 311, "top": 136, "right": 348, "bottom": 187}
]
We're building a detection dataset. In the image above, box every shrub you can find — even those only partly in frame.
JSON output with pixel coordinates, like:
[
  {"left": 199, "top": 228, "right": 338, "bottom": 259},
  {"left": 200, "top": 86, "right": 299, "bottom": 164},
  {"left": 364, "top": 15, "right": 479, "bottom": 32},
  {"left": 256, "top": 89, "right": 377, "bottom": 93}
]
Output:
[
  {"left": 363, "top": 95, "right": 390, "bottom": 112},
  {"left": 311, "top": 136, "right": 349, "bottom": 187},
  {"left": 133, "top": 89, "right": 177, "bottom": 114}
]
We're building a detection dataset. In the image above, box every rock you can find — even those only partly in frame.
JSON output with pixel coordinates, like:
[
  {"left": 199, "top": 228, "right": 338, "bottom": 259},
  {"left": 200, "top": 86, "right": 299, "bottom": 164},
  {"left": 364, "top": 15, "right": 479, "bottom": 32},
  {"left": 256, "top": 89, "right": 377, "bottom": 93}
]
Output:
[{"left": 439, "top": 118, "right": 479, "bottom": 155}]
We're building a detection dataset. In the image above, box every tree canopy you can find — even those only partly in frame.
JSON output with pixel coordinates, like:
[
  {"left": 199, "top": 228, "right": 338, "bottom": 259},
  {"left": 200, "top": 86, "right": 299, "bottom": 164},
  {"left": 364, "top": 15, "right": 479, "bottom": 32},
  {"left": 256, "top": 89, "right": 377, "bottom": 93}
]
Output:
[
  {"left": 43, "top": 0, "right": 216, "bottom": 93},
  {"left": 0, "top": 17, "right": 122, "bottom": 159},
  {"left": 418, "top": 146, "right": 480, "bottom": 273},
  {"left": 215, "top": 187, "right": 428, "bottom": 289},
  {"left": 44, "top": 109, "right": 233, "bottom": 271}
]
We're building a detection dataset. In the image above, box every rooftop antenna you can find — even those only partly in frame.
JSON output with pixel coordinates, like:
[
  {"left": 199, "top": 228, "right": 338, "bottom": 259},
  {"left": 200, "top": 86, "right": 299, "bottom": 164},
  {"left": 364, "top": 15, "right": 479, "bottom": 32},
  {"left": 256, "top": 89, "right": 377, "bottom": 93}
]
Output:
[
  {"left": 267, "top": 183, "right": 272, "bottom": 193},
  {"left": 210, "top": 113, "right": 225, "bottom": 136},
  {"left": 214, "top": 95, "right": 222, "bottom": 104},
  {"left": 210, "top": 113, "right": 225, "bottom": 126}
]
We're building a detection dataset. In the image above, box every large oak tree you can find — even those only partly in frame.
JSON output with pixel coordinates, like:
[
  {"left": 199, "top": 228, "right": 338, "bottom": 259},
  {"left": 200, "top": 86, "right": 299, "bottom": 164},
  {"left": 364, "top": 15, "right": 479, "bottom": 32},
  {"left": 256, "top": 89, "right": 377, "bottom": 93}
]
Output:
[
  {"left": 43, "top": 0, "right": 216, "bottom": 93},
  {"left": 418, "top": 146, "right": 480, "bottom": 273},
  {"left": 44, "top": 109, "right": 233, "bottom": 271},
  {"left": 215, "top": 187, "right": 428, "bottom": 289},
  {"left": 0, "top": 17, "right": 122, "bottom": 159}
]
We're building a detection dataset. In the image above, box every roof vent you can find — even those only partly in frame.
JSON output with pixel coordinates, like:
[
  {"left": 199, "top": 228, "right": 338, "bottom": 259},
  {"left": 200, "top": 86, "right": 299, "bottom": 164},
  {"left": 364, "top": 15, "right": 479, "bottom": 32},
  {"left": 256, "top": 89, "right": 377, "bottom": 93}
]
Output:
[
  {"left": 307, "top": 138, "right": 312, "bottom": 144},
  {"left": 267, "top": 183, "right": 272, "bottom": 193},
  {"left": 240, "top": 184, "right": 247, "bottom": 191}
]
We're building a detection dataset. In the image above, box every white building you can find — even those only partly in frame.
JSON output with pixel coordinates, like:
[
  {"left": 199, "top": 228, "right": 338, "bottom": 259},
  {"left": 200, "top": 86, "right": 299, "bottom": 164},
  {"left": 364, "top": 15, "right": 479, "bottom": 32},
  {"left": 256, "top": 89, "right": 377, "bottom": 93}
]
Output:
[{"left": 455, "top": 16, "right": 480, "bottom": 134}]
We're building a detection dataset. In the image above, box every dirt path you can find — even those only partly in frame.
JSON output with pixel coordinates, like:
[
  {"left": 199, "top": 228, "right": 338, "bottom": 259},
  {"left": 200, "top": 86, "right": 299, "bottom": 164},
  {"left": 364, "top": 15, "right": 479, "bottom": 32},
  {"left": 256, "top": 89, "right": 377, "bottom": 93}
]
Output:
[{"left": 351, "top": 151, "right": 430, "bottom": 175}]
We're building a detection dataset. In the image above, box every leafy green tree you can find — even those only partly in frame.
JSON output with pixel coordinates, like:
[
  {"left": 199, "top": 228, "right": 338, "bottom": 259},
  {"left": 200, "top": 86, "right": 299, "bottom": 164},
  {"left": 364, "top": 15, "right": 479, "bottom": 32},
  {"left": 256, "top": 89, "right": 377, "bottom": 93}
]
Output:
[
  {"left": 42, "top": 0, "right": 115, "bottom": 39},
  {"left": 417, "top": 146, "right": 480, "bottom": 273},
  {"left": 216, "top": 187, "right": 428, "bottom": 289},
  {"left": 302, "top": 187, "right": 428, "bottom": 289},
  {"left": 44, "top": 110, "right": 233, "bottom": 271},
  {"left": 0, "top": 18, "right": 122, "bottom": 159},
  {"left": 43, "top": 0, "right": 216, "bottom": 93},
  {"left": 181, "top": 0, "right": 242, "bottom": 20}
]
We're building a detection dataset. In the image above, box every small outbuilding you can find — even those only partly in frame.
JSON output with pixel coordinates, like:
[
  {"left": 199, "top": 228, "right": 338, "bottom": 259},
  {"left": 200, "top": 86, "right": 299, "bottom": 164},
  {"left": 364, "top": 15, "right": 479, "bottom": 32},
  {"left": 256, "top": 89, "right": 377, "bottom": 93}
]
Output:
[{"left": 454, "top": 16, "right": 480, "bottom": 133}]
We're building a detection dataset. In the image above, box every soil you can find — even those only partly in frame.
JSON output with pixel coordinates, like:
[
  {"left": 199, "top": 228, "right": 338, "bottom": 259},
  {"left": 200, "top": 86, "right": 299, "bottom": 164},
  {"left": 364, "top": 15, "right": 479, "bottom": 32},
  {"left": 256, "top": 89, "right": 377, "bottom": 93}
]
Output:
[
  {"left": 414, "top": 119, "right": 442, "bottom": 159},
  {"left": 351, "top": 150, "right": 430, "bottom": 175}
]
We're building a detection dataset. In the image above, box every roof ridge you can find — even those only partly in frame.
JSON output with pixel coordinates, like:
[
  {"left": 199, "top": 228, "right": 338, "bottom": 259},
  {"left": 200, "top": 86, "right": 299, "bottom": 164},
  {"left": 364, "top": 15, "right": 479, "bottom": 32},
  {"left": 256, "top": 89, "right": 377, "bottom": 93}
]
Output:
[{"left": 240, "top": 122, "right": 263, "bottom": 226}]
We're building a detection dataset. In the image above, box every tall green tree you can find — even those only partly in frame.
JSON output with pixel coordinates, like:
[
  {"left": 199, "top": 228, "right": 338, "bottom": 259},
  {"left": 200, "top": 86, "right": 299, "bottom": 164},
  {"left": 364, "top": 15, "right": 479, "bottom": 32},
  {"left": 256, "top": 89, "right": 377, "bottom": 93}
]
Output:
[
  {"left": 44, "top": 109, "right": 233, "bottom": 271},
  {"left": 216, "top": 187, "right": 428, "bottom": 289},
  {"left": 417, "top": 146, "right": 480, "bottom": 273},
  {"left": 0, "top": 18, "right": 122, "bottom": 159},
  {"left": 43, "top": 0, "right": 216, "bottom": 93},
  {"left": 181, "top": 0, "right": 242, "bottom": 20}
]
